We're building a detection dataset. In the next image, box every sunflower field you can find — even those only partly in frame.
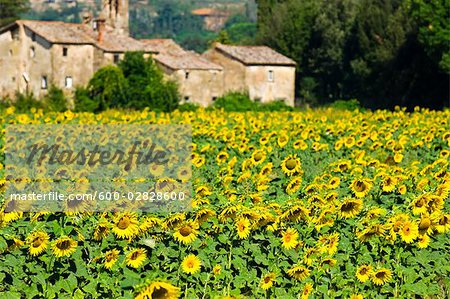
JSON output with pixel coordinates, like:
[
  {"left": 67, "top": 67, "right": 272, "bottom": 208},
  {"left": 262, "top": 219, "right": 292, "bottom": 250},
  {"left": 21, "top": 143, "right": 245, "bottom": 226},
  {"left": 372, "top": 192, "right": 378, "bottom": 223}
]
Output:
[{"left": 1, "top": 106, "right": 450, "bottom": 299}]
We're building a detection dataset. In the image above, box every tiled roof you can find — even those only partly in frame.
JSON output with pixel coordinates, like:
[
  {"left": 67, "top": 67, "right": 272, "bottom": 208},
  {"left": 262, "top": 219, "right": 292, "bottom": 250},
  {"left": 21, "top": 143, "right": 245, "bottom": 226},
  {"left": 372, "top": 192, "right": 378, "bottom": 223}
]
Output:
[
  {"left": 19, "top": 20, "right": 93, "bottom": 44},
  {"left": 156, "top": 52, "right": 223, "bottom": 70},
  {"left": 192, "top": 8, "right": 220, "bottom": 16},
  {"left": 214, "top": 43, "right": 296, "bottom": 66},
  {"left": 7, "top": 20, "right": 155, "bottom": 53},
  {"left": 140, "top": 39, "right": 185, "bottom": 55},
  {"left": 141, "top": 39, "right": 222, "bottom": 70}
]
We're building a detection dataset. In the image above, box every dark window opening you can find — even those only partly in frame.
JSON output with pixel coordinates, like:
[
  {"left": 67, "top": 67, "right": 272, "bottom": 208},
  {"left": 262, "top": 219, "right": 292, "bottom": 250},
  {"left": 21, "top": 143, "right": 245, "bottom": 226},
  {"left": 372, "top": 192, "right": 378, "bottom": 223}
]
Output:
[
  {"left": 41, "top": 76, "right": 48, "bottom": 89},
  {"left": 185, "top": 72, "right": 190, "bottom": 79},
  {"left": 63, "top": 47, "right": 68, "bottom": 57},
  {"left": 212, "top": 97, "right": 217, "bottom": 102},
  {"left": 184, "top": 96, "right": 190, "bottom": 103},
  {"left": 114, "top": 54, "right": 120, "bottom": 63},
  {"left": 31, "top": 32, "right": 36, "bottom": 41}
]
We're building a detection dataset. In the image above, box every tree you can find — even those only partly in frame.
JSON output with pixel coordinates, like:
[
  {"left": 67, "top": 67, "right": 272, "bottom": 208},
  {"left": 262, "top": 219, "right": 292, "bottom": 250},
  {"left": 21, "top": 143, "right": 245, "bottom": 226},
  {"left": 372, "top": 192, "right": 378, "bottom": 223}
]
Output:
[
  {"left": 87, "top": 65, "right": 128, "bottom": 111},
  {"left": 0, "top": 0, "right": 29, "bottom": 27},
  {"left": 118, "top": 51, "right": 179, "bottom": 112},
  {"left": 409, "top": 0, "right": 450, "bottom": 73}
]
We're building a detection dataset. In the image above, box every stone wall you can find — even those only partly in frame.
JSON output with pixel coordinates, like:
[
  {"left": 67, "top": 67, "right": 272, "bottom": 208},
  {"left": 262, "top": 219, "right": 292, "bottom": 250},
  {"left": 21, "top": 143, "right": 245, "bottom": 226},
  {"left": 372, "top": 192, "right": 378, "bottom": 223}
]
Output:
[{"left": 245, "top": 65, "right": 295, "bottom": 106}]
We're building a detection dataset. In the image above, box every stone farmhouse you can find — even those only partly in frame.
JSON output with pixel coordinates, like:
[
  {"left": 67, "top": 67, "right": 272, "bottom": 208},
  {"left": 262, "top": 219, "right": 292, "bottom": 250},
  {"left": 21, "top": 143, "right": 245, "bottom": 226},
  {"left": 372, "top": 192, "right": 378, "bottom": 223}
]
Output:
[{"left": 0, "top": 0, "right": 296, "bottom": 107}]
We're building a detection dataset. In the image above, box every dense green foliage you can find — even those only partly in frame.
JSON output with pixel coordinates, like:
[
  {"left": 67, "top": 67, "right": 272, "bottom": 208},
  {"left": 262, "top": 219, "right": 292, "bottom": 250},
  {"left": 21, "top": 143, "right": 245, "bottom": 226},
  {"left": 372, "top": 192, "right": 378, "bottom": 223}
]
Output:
[
  {"left": 256, "top": 0, "right": 450, "bottom": 109},
  {"left": 43, "top": 85, "right": 67, "bottom": 112},
  {"left": 213, "top": 92, "right": 293, "bottom": 112},
  {"left": 0, "top": 0, "right": 29, "bottom": 27},
  {"left": 77, "top": 52, "right": 179, "bottom": 112}
]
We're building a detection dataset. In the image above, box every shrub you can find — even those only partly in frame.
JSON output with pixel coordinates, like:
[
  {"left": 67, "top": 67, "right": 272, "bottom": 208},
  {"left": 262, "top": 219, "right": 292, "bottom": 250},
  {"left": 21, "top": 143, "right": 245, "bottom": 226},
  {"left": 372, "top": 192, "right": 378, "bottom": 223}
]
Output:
[
  {"left": 213, "top": 92, "right": 256, "bottom": 111},
  {"left": 12, "top": 91, "right": 43, "bottom": 113},
  {"left": 330, "top": 99, "right": 362, "bottom": 111},
  {"left": 43, "top": 85, "right": 67, "bottom": 112},
  {"left": 259, "top": 100, "right": 293, "bottom": 111},
  {"left": 73, "top": 86, "right": 99, "bottom": 112},
  {"left": 177, "top": 103, "right": 200, "bottom": 112}
]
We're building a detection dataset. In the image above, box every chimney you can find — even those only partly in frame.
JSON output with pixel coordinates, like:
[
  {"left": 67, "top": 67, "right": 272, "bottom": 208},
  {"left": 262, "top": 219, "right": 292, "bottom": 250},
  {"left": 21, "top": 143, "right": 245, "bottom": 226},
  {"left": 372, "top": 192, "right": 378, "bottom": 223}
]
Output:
[{"left": 95, "top": 17, "right": 106, "bottom": 43}]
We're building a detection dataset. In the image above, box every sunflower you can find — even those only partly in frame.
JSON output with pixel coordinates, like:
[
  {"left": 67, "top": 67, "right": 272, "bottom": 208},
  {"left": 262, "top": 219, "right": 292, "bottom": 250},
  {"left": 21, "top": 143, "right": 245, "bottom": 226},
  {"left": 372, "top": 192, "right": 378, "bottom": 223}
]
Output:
[
  {"left": 281, "top": 228, "right": 298, "bottom": 250},
  {"left": 104, "top": 248, "right": 120, "bottom": 269},
  {"left": 260, "top": 272, "right": 276, "bottom": 290},
  {"left": 195, "top": 208, "right": 215, "bottom": 223},
  {"left": 350, "top": 294, "right": 364, "bottom": 299},
  {"left": 52, "top": 236, "right": 77, "bottom": 258},
  {"left": 356, "top": 264, "right": 372, "bottom": 283},
  {"left": 371, "top": 268, "right": 392, "bottom": 286},
  {"left": 181, "top": 254, "right": 201, "bottom": 275},
  {"left": 216, "top": 151, "right": 229, "bottom": 165},
  {"left": 417, "top": 234, "right": 430, "bottom": 249},
  {"left": 301, "top": 283, "right": 313, "bottom": 299},
  {"left": 212, "top": 264, "right": 222, "bottom": 276},
  {"left": 277, "top": 134, "right": 289, "bottom": 147},
  {"left": 286, "top": 176, "right": 303, "bottom": 194},
  {"left": 339, "top": 198, "right": 363, "bottom": 218},
  {"left": 112, "top": 213, "right": 140, "bottom": 239},
  {"left": 251, "top": 150, "right": 266, "bottom": 165},
  {"left": 27, "top": 231, "right": 49, "bottom": 256},
  {"left": 287, "top": 265, "right": 310, "bottom": 281},
  {"left": 126, "top": 248, "right": 147, "bottom": 268},
  {"left": 235, "top": 218, "right": 251, "bottom": 239},
  {"left": 328, "top": 177, "right": 340, "bottom": 189},
  {"left": 173, "top": 221, "right": 198, "bottom": 245},
  {"left": 399, "top": 220, "right": 419, "bottom": 243},
  {"left": 381, "top": 175, "right": 397, "bottom": 192},
  {"left": 281, "top": 154, "right": 302, "bottom": 176},
  {"left": 135, "top": 281, "right": 180, "bottom": 299},
  {"left": 418, "top": 215, "right": 433, "bottom": 235},
  {"left": 93, "top": 221, "right": 110, "bottom": 241},
  {"left": 350, "top": 178, "right": 372, "bottom": 198},
  {"left": 434, "top": 213, "right": 450, "bottom": 233}
]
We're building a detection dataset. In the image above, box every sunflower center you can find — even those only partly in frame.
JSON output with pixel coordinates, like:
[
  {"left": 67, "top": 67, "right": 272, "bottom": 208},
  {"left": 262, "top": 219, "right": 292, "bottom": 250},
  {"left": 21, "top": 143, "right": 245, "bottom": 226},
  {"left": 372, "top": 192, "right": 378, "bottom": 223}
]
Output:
[
  {"left": 152, "top": 288, "right": 169, "bottom": 299},
  {"left": 284, "top": 234, "right": 292, "bottom": 242},
  {"left": 57, "top": 240, "right": 71, "bottom": 250},
  {"left": 131, "top": 251, "right": 139, "bottom": 260},
  {"left": 375, "top": 272, "right": 385, "bottom": 279},
  {"left": 354, "top": 181, "right": 367, "bottom": 192},
  {"left": 187, "top": 260, "right": 194, "bottom": 268},
  {"left": 359, "top": 268, "right": 368, "bottom": 275},
  {"left": 264, "top": 276, "right": 271, "bottom": 283},
  {"left": 285, "top": 159, "right": 297, "bottom": 170},
  {"left": 179, "top": 226, "right": 193, "bottom": 236},
  {"left": 419, "top": 218, "right": 431, "bottom": 230},
  {"left": 32, "top": 237, "right": 43, "bottom": 248},
  {"left": 254, "top": 153, "right": 263, "bottom": 161},
  {"left": 118, "top": 217, "right": 131, "bottom": 229},
  {"left": 341, "top": 202, "right": 356, "bottom": 212}
]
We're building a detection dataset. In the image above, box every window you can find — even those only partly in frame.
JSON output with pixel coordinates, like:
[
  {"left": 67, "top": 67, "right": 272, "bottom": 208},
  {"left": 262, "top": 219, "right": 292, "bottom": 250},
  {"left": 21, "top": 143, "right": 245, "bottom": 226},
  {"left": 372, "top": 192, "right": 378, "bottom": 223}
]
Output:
[
  {"left": 268, "top": 70, "right": 274, "bottom": 82},
  {"left": 63, "top": 47, "right": 68, "bottom": 57},
  {"left": 41, "top": 76, "right": 48, "bottom": 89},
  {"left": 185, "top": 71, "right": 190, "bottom": 79},
  {"left": 30, "top": 46, "right": 35, "bottom": 58},
  {"left": 65, "top": 76, "right": 73, "bottom": 88},
  {"left": 11, "top": 29, "right": 19, "bottom": 40},
  {"left": 184, "top": 96, "right": 190, "bottom": 103},
  {"left": 12, "top": 77, "right": 16, "bottom": 82},
  {"left": 212, "top": 96, "right": 217, "bottom": 102},
  {"left": 113, "top": 54, "right": 120, "bottom": 63},
  {"left": 31, "top": 32, "right": 36, "bottom": 42}
]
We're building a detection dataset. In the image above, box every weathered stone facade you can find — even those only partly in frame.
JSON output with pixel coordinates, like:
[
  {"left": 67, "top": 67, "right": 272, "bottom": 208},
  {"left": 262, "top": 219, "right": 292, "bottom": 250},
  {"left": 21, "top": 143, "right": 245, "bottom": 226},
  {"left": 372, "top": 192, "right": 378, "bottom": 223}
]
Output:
[
  {"left": 0, "top": 0, "right": 296, "bottom": 107},
  {"left": 203, "top": 43, "right": 296, "bottom": 106}
]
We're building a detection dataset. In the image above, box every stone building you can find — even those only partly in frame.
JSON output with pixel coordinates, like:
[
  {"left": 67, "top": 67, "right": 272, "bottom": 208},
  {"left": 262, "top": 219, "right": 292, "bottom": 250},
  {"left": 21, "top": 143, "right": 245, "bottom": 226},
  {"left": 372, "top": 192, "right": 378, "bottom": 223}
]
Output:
[
  {"left": 0, "top": 0, "right": 152, "bottom": 98},
  {"left": 203, "top": 43, "right": 296, "bottom": 106},
  {"left": 141, "top": 39, "right": 223, "bottom": 107},
  {"left": 0, "top": 0, "right": 296, "bottom": 107}
]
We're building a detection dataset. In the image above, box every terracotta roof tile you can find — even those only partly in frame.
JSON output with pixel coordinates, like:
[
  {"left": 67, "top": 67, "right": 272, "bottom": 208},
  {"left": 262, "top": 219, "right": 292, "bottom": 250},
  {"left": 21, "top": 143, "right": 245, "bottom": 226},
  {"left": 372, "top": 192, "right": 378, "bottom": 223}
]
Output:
[
  {"left": 214, "top": 43, "right": 296, "bottom": 66},
  {"left": 192, "top": 8, "right": 218, "bottom": 16},
  {"left": 141, "top": 39, "right": 222, "bottom": 70},
  {"left": 13, "top": 20, "right": 155, "bottom": 53},
  {"left": 140, "top": 39, "right": 184, "bottom": 55}
]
